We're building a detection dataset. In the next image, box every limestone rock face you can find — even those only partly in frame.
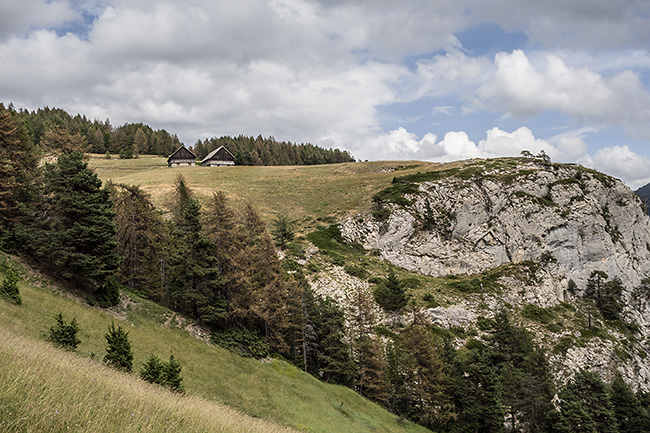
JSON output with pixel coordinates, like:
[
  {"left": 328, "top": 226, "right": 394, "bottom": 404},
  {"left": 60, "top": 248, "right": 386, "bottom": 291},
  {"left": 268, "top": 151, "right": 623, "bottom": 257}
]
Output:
[
  {"left": 342, "top": 160, "right": 650, "bottom": 289},
  {"left": 337, "top": 159, "right": 650, "bottom": 389}
]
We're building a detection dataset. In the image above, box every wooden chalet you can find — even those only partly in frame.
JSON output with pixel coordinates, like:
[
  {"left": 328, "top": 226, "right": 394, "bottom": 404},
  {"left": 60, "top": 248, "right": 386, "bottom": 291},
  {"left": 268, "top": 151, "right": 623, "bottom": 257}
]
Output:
[
  {"left": 167, "top": 146, "right": 197, "bottom": 167},
  {"left": 200, "top": 146, "right": 235, "bottom": 167}
]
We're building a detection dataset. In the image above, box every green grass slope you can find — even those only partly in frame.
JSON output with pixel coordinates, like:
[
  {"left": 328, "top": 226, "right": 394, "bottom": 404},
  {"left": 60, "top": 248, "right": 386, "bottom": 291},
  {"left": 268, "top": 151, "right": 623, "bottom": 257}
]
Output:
[{"left": 0, "top": 256, "right": 430, "bottom": 433}]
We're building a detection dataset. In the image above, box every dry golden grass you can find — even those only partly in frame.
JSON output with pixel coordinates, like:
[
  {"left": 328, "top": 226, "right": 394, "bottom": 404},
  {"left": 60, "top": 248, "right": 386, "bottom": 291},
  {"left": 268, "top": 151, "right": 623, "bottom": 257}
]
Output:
[
  {"left": 0, "top": 326, "right": 296, "bottom": 433},
  {"left": 89, "top": 155, "right": 441, "bottom": 227}
]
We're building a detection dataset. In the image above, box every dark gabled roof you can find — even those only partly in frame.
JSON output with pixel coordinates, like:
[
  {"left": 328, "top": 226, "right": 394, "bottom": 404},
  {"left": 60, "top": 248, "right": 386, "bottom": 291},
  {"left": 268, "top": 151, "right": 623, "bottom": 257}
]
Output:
[
  {"left": 167, "top": 145, "right": 196, "bottom": 163},
  {"left": 201, "top": 146, "right": 235, "bottom": 164}
]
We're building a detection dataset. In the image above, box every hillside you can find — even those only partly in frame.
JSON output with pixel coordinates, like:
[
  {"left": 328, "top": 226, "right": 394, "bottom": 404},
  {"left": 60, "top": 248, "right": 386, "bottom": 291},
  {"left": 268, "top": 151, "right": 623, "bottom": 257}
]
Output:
[
  {"left": 8, "top": 153, "right": 650, "bottom": 431},
  {"left": 0, "top": 253, "right": 428, "bottom": 433}
]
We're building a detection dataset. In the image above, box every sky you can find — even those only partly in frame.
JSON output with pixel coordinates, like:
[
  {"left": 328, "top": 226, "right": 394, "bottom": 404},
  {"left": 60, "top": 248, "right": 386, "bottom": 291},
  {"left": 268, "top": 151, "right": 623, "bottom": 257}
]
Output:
[{"left": 2, "top": 1, "right": 650, "bottom": 188}]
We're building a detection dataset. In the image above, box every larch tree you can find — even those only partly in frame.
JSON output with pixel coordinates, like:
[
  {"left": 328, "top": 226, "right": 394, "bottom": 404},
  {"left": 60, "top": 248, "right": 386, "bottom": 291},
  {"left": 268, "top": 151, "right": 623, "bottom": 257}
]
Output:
[
  {"left": 111, "top": 184, "right": 169, "bottom": 303},
  {"left": 0, "top": 103, "right": 37, "bottom": 242},
  {"left": 399, "top": 320, "right": 456, "bottom": 429}
]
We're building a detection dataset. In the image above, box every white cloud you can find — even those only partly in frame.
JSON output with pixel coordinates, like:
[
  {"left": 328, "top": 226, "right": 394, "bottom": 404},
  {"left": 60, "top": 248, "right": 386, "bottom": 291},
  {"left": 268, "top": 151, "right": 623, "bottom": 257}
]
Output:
[
  {"left": 0, "top": 0, "right": 79, "bottom": 40},
  {"left": 360, "top": 125, "right": 595, "bottom": 164},
  {"left": 580, "top": 146, "right": 650, "bottom": 190},
  {"left": 478, "top": 50, "right": 650, "bottom": 138}
]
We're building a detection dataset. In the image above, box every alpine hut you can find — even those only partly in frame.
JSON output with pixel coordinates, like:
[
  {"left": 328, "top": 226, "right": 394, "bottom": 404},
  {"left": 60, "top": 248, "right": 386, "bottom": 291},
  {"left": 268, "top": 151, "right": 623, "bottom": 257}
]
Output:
[
  {"left": 200, "top": 146, "right": 235, "bottom": 167},
  {"left": 167, "top": 145, "right": 197, "bottom": 167}
]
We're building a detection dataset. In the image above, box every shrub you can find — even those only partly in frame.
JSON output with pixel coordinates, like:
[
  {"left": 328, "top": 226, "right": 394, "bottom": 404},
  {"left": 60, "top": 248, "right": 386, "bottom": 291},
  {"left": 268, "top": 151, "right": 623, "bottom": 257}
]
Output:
[
  {"left": 422, "top": 293, "right": 439, "bottom": 308},
  {"left": 344, "top": 264, "right": 369, "bottom": 279},
  {"left": 521, "top": 304, "right": 555, "bottom": 324},
  {"left": 0, "top": 269, "right": 21, "bottom": 305},
  {"left": 47, "top": 312, "right": 81, "bottom": 350},
  {"left": 211, "top": 327, "right": 270, "bottom": 358}
]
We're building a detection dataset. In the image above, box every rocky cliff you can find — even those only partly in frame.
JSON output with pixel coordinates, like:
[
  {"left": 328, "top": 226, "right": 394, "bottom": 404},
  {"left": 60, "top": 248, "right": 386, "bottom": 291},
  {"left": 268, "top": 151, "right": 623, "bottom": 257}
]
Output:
[{"left": 326, "top": 157, "right": 650, "bottom": 389}]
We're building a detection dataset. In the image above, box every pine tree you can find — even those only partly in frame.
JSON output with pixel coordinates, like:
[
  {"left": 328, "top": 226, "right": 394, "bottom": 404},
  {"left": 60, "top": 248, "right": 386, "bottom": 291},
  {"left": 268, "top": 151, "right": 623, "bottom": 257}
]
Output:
[
  {"left": 551, "top": 370, "right": 618, "bottom": 433},
  {"left": 584, "top": 271, "right": 624, "bottom": 321},
  {"left": 47, "top": 312, "right": 81, "bottom": 350},
  {"left": 0, "top": 268, "right": 21, "bottom": 305},
  {"left": 611, "top": 374, "right": 646, "bottom": 433},
  {"left": 449, "top": 339, "right": 504, "bottom": 433},
  {"left": 103, "top": 322, "right": 133, "bottom": 373}
]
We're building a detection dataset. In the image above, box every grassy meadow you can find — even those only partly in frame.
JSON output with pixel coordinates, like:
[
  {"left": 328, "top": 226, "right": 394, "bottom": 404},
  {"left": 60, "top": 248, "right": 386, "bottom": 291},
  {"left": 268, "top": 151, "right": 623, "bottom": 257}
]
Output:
[
  {"left": 89, "top": 155, "right": 438, "bottom": 230},
  {"left": 0, "top": 256, "right": 430, "bottom": 433}
]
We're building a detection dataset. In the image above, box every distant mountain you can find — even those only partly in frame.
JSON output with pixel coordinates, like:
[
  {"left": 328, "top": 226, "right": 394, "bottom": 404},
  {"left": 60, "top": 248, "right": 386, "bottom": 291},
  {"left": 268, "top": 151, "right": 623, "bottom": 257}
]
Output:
[{"left": 636, "top": 182, "right": 650, "bottom": 214}]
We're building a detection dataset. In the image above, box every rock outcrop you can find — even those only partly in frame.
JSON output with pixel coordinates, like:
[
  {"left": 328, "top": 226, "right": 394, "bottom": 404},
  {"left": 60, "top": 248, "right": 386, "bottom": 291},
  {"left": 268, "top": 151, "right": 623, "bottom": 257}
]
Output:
[
  {"left": 332, "top": 157, "right": 650, "bottom": 390},
  {"left": 342, "top": 158, "right": 650, "bottom": 289}
]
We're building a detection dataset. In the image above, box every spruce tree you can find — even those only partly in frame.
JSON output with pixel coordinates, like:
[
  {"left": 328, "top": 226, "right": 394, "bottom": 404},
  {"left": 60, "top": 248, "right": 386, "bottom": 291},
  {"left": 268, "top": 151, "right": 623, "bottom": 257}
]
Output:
[
  {"left": 19, "top": 150, "right": 120, "bottom": 292},
  {"left": 140, "top": 354, "right": 164, "bottom": 385},
  {"left": 162, "top": 355, "right": 184, "bottom": 393},
  {"left": 167, "top": 175, "right": 225, "bottom": 327},
  {"left": 0, "top": 103, "right": 37, "bottom": 243},
  {"left": 374, "top": 269, "right": 408, "bottom": 312},
  {"left": 47, "top": 312, "right": 81, "bottom": 350},
  {"left": 0, "top": 268, "right": 21, "bottom": 305},
  {"left": 316, "top": 296, "right": 356, "bottom": 386},
  {"left": 399, "top": 320, "right": 455, "bottom": 429},
  {"left": 111, "top": 184, "right": 168, "bottom": 302},
  {"left": 103, "top": 322, "right": 133, "bottom": 373},
  {"left": 270, "top": 214, "right": 294, "bottom": 250}
]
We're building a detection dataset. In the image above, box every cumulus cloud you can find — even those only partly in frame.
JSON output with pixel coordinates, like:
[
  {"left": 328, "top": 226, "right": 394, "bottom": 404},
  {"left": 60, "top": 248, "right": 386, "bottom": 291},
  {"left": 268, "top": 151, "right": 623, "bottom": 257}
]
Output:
[
  {"left": 363, "top": 126, "right": 650, "bottom": 189},
  {"left": 478, "top": 50, "right": 650, "bottom": 138},
  {"left": 357, "top": 126, "right": 587, "bottom": 162},
  {"left": 580, "top": 146, "right": 650, "bottom": 190}
]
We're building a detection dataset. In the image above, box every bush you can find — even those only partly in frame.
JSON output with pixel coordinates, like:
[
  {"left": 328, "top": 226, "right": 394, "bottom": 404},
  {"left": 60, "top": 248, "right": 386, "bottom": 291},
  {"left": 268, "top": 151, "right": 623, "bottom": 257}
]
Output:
[
  {"left": 0, "top": 269, "right": 21, "bottom": 305},
  {"left": 521, "top": 304, "right": 555, "bottom": 324},
  {"left": 103, "top": 322, "right": 133, "bottom": 372},
  {"left": 210, "top": 327, "right": 270, "bottom": 358},
  {"left": 47, "top": 312, "right": 81, "bottom": 350},
  {"left": 344, "top": 264, "right": 369, "bottom": 279},
  {"left": 422, "top": 293, "right": 439, "bottom": 308}
]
